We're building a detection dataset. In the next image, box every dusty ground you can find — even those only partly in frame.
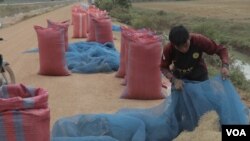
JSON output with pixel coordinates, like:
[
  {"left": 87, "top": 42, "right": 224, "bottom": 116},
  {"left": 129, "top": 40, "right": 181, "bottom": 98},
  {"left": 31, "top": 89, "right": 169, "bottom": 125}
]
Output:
[{"left": 133, "top": 0, "right": 250, "bottom": 23}]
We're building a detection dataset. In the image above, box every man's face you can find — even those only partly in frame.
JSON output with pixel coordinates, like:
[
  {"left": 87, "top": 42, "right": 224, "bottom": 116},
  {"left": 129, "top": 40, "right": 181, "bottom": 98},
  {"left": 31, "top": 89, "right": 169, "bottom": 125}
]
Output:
[{"left": 174, "top": 39, "right": 190, "bottom": 53}]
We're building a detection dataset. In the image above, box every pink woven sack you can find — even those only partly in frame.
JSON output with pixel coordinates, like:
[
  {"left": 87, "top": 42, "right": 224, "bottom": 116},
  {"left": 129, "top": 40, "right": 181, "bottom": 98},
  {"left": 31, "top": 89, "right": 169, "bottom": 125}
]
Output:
[
  {"left": 47, "top": 19, "right": 70, "bottom": 51},
  {"left": 121, "top": 35, "right": 165, "bottom": 100},
  {"left": 116, "top": 28, "right": 150, "bottom": 79},
  {"left": 87, "top": 13, "right": 97, "bottom": 41},
  {"left": 0, "top": 84, "right": 50, "bottom": 141},
  {"left": 94, "top": 17, "right": 113, "bottom": 44},
  {"left": 72, "top": 12, "right": 88, "bottom": 38},
  {"left": 71, "top": 5, "right": 86, "bottom": 25},
  {"left": 116, "top": 26, "right": 134, "bottom": 78},
  {"left": 86, "top": 5, "right": 99, "bottom": 32},
  {"left": 34, "top": 25, "right": 70, "bottom": 76},
  {"left": 87, "top": 10, "right": 108, "bottom": 42}
]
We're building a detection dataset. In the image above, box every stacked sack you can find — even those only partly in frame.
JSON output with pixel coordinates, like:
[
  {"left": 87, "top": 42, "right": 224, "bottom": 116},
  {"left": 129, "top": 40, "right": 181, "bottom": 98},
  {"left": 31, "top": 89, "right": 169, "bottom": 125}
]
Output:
[
  {"left": 71, "top": 4, "right": 88, "bottom": 38},
  {"left": 118, "top": 26, "right": 165, "bottom": 100},
  {"left": 34, "top": 20, "right": 70, "bottom": 76},
  {"left": 0, "top": 84, "right": 50, "bottom": 141},
  {"left": 116, "top": 26, "right": 135, "bottom": 78},
  {"left": 71, "top": 4, "right": 113, "bottom": 44}
]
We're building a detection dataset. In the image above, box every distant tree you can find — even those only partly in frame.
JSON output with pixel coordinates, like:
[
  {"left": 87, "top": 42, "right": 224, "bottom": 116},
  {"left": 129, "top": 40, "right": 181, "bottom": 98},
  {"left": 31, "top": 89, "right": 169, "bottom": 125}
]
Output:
[
  {"left": 113, "top": 0, "right": 131, "bottom": 9},
  {"left": 95, "top": 0, "right": 131, "bottom": 12},
  {"left": 0, "top": 0, "right": 4, "bottom": 3}
]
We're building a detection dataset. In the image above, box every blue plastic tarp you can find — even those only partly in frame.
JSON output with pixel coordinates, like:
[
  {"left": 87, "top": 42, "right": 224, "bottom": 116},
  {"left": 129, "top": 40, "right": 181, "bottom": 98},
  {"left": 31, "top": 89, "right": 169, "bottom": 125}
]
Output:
[
  {"left": 112, "top": 25, "right": 121, "bottom": 32},
  {"left": 52, "top": 114, "right": 146, "bottom": 141},
  {"left": 66, "top": 42, "right": 120, "bottom": 73},
  {"left": 52, "top": 136, "right": 118, "bottom": 141},
  {"left": 51, "top": 75, "right": 249, "bottom": 141}
]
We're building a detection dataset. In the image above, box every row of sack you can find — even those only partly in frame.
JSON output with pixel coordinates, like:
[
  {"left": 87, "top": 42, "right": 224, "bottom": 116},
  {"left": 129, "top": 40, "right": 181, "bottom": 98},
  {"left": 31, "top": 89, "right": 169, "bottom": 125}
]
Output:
[
  {"left": 71, "top": 4, "right": 113, "bottom": 43},
  {"left": 32, "top": 4, "right": 115, "bottom": 77},
  {"left": 115, "top": 26, "right": 171, "bottom": 100},
  {"left": 33, "top": 18, "right": 115, "bottom": 77}
]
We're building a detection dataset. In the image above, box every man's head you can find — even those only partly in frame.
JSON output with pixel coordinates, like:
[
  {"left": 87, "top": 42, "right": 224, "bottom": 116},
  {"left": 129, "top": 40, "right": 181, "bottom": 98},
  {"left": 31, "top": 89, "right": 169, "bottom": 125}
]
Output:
[{"left": 169, "top": 25, "right": 190, "bottom": 53}]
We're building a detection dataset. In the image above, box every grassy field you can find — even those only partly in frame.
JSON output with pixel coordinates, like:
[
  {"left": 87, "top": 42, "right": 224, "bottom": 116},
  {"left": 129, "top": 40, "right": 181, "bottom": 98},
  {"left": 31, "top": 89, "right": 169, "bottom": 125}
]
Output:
[
  {"left": 133, "top": 0, "right": 250, "bottom": 23},
  {"left": 132, "top": 0, "right": 250, "bottom": 53}
]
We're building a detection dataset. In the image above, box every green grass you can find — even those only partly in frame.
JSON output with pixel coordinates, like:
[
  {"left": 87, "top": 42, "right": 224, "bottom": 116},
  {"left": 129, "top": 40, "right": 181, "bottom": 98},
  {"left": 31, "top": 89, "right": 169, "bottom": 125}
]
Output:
[
  {"left": 127, "top": 8, "right": 250, "bottom": 56},
  {"left": 187, "top": 19, "right": 250, "bottom": 54}
]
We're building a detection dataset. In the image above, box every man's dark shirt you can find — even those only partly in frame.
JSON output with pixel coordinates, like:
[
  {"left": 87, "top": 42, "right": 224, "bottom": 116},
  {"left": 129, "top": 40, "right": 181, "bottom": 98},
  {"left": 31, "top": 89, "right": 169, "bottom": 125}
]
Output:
[{"left": 161, "top": 33, "right": 229, "bottom": 81}]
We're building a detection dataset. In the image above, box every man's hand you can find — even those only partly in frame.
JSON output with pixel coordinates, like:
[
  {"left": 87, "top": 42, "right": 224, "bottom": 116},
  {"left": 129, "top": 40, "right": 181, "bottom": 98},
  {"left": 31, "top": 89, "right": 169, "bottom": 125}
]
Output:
[
  {"left": 173, "top": 78, "right": 184, "bottom": 90},
  {"left": 221, "top": 64, "right": 229, "bottom": 80}
]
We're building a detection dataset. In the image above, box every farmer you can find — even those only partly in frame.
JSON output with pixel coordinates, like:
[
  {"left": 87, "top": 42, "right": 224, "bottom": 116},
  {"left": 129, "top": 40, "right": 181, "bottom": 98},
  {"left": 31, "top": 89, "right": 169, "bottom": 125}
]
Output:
[{"left": 161, "top": 25, "right": 229, "bottom": 90}]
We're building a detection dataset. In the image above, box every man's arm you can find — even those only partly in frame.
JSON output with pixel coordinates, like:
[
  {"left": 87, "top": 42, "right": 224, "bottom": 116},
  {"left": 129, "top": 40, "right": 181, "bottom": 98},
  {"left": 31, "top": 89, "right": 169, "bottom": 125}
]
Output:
[
  {"left": 193, "top": 34, "right": 230, "bottom": 78},
  {"left": 193, "top": 34, "right": 229, "bottom": 65}
]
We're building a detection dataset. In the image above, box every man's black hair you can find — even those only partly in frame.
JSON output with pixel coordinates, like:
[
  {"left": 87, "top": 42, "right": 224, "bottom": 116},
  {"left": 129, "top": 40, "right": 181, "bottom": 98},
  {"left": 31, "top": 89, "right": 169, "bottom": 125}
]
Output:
[{"left": 169, "top": 25, "right": 189, "bottom": 47}]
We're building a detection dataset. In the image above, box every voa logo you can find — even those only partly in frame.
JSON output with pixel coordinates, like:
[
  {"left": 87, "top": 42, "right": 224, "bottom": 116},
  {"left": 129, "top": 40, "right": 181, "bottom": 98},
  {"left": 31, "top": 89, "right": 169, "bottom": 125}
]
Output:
[{"left": 226, "top": 129, "right": 246, "bottom": 136}]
